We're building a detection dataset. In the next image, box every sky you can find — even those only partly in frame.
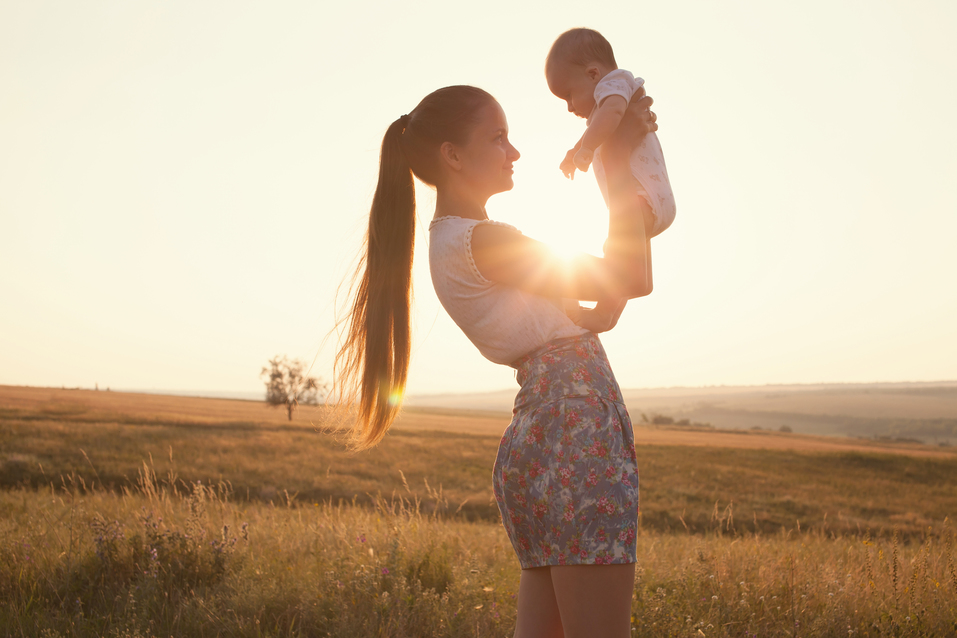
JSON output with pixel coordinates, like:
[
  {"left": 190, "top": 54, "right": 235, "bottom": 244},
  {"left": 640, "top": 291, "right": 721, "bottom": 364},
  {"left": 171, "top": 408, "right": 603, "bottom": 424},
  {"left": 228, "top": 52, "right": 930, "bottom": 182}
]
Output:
[{"left": 1, "top": 0, "right": 956, "bottom": 398}]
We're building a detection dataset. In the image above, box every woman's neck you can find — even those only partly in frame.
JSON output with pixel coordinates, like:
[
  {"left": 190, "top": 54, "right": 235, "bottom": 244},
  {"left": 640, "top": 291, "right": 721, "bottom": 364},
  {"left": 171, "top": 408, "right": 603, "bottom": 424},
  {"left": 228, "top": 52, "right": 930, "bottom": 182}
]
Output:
[{"left": 434, "top": 187, "right": 489, "bottom": 222}]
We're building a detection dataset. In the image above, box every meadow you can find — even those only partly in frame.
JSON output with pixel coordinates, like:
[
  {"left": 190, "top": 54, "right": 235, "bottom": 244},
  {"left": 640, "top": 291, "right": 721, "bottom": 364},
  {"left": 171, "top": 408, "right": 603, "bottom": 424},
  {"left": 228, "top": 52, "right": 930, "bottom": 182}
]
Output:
[{"left": 3, "top": 385, "right": 957, "bottom": 637}]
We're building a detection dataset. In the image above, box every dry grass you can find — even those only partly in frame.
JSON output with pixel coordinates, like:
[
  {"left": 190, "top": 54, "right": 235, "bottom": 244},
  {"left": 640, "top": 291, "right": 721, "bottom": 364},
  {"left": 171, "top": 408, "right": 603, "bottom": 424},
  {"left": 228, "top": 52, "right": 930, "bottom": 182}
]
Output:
[
  {"left": 4, "top": 385, "right": 957, "bottom": 635},
  {"left": 3, "top": 472, "right": 957, "bottom": 637},
  {"left": 3, "top": 385, "right": 957, "bottom": 540}
]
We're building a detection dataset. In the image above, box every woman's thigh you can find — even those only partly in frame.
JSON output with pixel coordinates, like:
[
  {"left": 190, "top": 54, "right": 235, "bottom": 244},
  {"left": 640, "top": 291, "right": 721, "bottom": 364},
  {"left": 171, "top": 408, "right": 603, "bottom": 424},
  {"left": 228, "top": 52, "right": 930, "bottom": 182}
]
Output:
[
  {"left": 550, "top": 563, "right": 635, "bottom": 638},
  {"left": 514, "top": 567, "right": 564, "bottom": 638}
]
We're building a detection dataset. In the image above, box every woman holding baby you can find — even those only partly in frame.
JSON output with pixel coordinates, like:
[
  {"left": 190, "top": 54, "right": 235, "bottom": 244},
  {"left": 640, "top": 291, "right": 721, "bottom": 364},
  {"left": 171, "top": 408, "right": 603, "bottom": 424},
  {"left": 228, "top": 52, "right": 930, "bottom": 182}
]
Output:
[{"left": 335, "top": 29, "right": 658, "bottom": 638}]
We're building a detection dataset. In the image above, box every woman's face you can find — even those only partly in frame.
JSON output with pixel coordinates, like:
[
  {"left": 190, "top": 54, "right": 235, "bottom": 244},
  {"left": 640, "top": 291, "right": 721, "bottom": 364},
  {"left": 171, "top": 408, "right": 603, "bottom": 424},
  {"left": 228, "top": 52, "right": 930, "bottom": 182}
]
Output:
[{"left": 454, "top": 102, "right": 521, "bottom": 199}]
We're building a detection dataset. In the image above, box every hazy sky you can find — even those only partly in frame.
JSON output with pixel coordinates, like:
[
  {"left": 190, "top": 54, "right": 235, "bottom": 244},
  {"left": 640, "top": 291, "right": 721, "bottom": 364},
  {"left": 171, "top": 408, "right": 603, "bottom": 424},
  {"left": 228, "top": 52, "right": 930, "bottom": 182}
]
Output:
[{"left": 2, "top": 0, "right": 955, "bottom": 397}]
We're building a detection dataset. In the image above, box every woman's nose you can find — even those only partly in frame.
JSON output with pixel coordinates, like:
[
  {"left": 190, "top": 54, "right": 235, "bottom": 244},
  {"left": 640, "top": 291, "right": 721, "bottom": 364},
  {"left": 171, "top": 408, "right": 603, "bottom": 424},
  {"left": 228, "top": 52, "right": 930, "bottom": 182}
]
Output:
[
  {"left": 566, "top": 101, "right": 575, "bottom": 113},
  {"left": 508, "top": 142, "right": 521, "bottom": 161}
]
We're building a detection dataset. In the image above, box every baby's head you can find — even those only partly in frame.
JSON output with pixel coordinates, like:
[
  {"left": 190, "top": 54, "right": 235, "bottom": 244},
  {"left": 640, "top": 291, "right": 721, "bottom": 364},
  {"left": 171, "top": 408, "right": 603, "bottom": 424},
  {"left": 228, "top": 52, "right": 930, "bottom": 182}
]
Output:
[{"left": 545, "top": 28, "right": 618, "bottom": 118}]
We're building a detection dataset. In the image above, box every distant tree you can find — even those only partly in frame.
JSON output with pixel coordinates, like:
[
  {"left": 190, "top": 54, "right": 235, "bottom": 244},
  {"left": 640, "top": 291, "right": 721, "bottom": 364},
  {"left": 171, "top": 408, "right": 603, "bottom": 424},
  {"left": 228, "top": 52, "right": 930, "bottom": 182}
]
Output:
[
  {"left": 260, "top": 356, "right": 327, "bottom": 421},
  {"left": 779, "top": 424, "right": 793, "bottom": 433}
]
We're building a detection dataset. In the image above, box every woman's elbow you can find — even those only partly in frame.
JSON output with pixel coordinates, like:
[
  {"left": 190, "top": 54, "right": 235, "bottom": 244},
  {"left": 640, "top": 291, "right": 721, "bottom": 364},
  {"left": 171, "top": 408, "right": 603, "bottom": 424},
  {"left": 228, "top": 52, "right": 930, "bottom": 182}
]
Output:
[
  {"left": 615, "top": 274, "right": 653, "bottom": 299},
  {"left": 626, "top": 280, "right": 653, "bottom": 299}
]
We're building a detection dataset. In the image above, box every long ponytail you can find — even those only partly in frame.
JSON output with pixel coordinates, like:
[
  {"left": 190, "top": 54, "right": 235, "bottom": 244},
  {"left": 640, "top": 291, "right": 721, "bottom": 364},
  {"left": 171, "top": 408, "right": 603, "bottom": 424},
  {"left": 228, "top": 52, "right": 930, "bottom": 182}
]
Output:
[
  {"left": 335, "top": 116, "right": 415, "bottom": 449},
  {"left": 335, "top": 86, "right": 497, "bottom": 449}
]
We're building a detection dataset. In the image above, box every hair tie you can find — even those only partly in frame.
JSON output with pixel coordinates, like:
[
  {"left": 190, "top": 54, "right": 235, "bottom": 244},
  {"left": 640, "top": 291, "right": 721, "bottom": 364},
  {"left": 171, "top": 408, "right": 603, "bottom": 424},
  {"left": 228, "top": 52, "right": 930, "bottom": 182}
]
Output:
[{"left": 398, "top": 113, "right": 410, "bottom": 132}]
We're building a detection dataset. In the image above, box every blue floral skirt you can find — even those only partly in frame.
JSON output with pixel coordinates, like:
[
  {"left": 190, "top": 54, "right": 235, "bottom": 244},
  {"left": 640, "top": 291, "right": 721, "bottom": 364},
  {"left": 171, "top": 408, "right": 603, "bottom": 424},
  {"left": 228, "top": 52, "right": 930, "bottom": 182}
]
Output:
[{"left": 492, "top": 332, "right": 639, "bottom": 569}]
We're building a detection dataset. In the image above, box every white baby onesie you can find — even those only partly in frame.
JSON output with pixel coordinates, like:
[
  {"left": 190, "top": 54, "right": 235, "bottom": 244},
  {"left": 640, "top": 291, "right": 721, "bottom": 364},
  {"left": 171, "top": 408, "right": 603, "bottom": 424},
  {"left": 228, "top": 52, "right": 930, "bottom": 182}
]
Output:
[{"left": 590, "top": 69, "right": 676, "bottom": 237}]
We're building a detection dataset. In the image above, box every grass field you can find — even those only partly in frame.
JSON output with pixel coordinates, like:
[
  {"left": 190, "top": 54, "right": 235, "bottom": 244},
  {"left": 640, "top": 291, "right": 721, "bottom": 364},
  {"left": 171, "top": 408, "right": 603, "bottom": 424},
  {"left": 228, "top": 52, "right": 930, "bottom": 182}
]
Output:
[{"left": 3, "top": 385, "right": 957, "bottom": 636}]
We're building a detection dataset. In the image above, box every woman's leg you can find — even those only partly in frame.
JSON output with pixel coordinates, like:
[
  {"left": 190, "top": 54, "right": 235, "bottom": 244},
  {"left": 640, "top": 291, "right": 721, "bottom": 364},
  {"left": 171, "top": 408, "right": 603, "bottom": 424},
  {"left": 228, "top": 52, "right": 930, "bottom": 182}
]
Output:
[
  {"left": 550, "top": 563, "right": 636, "bottom": 638},
  {"left": 514, "top": 566, "right": 565, "bottom": 638}
]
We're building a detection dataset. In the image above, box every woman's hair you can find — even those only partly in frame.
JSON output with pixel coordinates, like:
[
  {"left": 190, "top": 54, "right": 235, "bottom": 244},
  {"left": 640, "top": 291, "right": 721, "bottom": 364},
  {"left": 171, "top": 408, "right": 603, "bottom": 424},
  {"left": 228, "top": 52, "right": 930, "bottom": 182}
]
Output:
[
  {"left": 545, "top": 28, "right": 618, "bottom": 72},
  {"left": 335, "top": 85, "right": 497, "bottom": 449}
]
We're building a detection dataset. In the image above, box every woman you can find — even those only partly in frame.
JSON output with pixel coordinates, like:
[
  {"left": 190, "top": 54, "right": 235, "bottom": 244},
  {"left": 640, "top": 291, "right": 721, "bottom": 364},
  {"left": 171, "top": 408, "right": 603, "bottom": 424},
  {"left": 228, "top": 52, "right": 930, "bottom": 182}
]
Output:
[{"left": 336, "top": 85, "right": 656, "bottom": 638}]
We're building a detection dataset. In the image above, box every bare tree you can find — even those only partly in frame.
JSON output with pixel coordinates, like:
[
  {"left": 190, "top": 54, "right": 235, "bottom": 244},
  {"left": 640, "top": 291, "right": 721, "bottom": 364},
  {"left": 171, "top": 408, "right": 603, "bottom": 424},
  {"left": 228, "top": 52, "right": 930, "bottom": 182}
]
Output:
[{"left": 260, "top": 355, "right": 327, "bottom": 421}]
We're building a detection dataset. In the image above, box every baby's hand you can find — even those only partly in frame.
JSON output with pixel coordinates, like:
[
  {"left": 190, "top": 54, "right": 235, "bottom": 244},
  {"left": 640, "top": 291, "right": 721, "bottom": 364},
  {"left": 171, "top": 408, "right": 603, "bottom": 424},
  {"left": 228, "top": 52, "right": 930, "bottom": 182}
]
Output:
[
  {"left": 560, "top": 149, "right": 578, "bottom": 180},
  {"left": 573, "top": 147, "right": 594, "bottom": 172}
]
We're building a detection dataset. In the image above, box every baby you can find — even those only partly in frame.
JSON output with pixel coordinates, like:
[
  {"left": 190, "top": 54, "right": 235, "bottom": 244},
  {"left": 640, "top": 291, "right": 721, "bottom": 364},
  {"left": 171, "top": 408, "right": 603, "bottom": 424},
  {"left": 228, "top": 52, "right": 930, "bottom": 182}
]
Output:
[{"left": 545, "top": 28, "right": 676, "bottom": 240}]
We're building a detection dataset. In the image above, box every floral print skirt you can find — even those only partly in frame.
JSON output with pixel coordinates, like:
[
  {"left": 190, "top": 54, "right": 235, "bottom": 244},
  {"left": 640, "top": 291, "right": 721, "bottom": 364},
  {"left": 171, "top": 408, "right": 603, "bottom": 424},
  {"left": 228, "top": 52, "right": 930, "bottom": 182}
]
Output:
[{"left": 492, "top": 332, "right": 639, "bottom": 569}]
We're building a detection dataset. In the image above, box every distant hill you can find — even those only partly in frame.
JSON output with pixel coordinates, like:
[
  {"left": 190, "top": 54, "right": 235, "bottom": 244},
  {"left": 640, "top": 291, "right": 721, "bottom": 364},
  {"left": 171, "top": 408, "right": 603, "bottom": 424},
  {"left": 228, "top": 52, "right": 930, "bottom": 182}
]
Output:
[
  {"left": 405, "top": 381, "right": 957, "bottom": 444},
  {"left": 116, "top": 388, "right": 265, "bottom": 402}
]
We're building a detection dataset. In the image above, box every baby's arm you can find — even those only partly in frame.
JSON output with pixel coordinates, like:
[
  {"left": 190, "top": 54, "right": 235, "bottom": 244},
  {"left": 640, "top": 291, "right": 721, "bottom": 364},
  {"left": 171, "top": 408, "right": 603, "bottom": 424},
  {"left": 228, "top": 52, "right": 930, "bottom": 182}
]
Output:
[
  {"left": 560, "top": 136, "right": 584, "bottom": 180},
  {"left": 574, "top": 95, "right": 628, "bottom": 171}
]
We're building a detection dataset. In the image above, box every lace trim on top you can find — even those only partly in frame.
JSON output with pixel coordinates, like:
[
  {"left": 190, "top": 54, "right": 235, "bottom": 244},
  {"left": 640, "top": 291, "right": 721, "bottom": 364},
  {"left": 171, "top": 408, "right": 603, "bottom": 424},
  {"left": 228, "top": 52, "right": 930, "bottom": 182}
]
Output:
[
  {"left": 429, "top": 216, "right": 520, "bottom": 285},
  {"left": 465, "top": 220, "right": 520, "bottom": 285}
]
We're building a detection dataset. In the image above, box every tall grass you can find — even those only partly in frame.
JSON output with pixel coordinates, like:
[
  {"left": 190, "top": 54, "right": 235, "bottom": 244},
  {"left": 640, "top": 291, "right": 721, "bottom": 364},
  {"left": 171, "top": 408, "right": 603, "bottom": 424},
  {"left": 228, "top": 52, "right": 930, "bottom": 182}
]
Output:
[
  {"left": 3, "top": 464, "right": 957, "bottom": 637},
  {"left": 5, "top": 406, "right": 957, "bottom": 539}
]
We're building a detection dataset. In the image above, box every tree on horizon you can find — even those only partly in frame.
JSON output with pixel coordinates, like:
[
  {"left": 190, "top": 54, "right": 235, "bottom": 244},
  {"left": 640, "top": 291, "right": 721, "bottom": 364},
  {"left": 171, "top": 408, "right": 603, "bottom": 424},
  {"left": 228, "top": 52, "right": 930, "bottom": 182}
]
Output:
[{"left": 260, "top": 356, "right": 326, "bottom": 421}]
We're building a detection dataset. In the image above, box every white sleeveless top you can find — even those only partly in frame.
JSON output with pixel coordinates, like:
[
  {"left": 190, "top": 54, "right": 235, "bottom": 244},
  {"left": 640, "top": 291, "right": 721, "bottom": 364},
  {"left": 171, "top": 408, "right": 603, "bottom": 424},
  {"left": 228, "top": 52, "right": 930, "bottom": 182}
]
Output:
[{"left": 428, "top": 216, "right": 587, "bottom": 366}]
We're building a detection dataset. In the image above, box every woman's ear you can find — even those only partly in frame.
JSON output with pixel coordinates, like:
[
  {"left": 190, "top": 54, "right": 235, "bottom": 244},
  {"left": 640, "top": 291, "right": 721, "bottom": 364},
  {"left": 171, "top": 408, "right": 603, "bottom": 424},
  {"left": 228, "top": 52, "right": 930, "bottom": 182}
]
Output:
[{"left": 439, "top": 141, "right": 462, "bottom": 172}]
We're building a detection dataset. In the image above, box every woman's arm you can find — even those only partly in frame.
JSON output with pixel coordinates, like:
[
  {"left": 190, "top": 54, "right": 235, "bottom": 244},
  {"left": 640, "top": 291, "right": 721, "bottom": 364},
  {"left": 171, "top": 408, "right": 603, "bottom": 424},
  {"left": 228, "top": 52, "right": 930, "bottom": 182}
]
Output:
[
  {"left": 472, "top": 90, "right": 656, "bottom": 301},
  {"left": 471, "top": 224, "right": 640, "bottom": 301}
]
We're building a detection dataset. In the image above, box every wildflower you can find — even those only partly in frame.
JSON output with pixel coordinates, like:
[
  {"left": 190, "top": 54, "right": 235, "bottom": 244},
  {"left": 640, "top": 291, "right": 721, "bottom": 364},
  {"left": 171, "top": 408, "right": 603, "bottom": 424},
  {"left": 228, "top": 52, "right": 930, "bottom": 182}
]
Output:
[{"left": 381, "top": 567, "right": 390, "bottom": 575}]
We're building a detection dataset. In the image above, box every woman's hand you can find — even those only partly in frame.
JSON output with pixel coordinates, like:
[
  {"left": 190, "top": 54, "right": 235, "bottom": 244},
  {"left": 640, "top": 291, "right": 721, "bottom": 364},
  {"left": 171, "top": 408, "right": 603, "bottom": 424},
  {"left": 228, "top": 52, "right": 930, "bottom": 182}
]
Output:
[{"left": 571, "top": 298, "right": 627, "bottom": 334}]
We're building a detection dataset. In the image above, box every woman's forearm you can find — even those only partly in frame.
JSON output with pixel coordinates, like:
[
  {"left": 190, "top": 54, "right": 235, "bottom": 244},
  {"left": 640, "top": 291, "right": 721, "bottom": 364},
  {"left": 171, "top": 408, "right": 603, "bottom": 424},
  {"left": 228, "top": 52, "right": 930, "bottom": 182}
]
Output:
[{"left": 601, "top": 146, "right": 653, "bottom": 298}]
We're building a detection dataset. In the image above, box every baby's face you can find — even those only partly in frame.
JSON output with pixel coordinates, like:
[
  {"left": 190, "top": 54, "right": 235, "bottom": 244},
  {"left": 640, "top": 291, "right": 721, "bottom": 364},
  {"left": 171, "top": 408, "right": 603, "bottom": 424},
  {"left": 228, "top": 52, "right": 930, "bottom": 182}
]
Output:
[{"left": 546, "top": 64, "right": 598, "bottom": 119}]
